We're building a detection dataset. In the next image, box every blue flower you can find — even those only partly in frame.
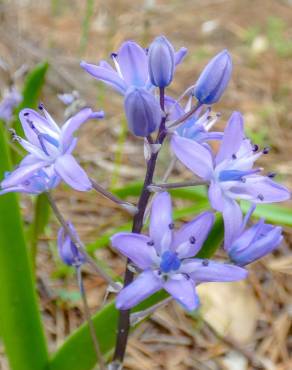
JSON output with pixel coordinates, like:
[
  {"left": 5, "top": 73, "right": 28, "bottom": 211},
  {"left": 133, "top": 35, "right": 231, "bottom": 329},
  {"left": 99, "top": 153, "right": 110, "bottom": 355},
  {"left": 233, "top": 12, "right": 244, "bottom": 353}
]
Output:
[
  {"left": 124, "top": 87, "right": 162, "bottom": 137},
  {"left": 0, "top": 88, "right": 22, "bottom": 122},
  {"left": 0, "top": 105, "right": 104, "bottom": 193},
  {"left": 0, "top": 166, "right": 60, "bottom": 195},
  {"left": 58, "top": 222, "right": 86, "bottom": 267},
  {"left": 148, "top": 36, "right": 175, "bottom": 88},
  {"left": 171, "top": 111, "right": 290, "bottom": 247},
  {"left": 165, "top": 96, "right": 223, "bottom": 143},
  {"left": 193, "top": 50, "right": 232, "bottom": 104},
  {"left": 111, "top": 192, "right": 247, "bottom": 311},
  {"left": 80, "top": 40, "right": 187, "bottom": 95},
  {"left": 226, "top": 205, "right": 283, "bottom": 266}
]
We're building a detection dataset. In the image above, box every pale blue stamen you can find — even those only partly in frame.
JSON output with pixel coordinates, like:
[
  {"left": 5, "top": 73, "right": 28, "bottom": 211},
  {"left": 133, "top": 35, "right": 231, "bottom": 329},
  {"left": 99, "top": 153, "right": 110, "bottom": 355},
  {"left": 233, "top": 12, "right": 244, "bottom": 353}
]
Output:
[
  {"left": 160, "top": 251, "right": 181, "bottom": 273},
  {"left": 41, "top": 133, "right": 59, "bottom": 148},
  {"left": 219, "top": 169, "right": 260, "bottom": 182}
]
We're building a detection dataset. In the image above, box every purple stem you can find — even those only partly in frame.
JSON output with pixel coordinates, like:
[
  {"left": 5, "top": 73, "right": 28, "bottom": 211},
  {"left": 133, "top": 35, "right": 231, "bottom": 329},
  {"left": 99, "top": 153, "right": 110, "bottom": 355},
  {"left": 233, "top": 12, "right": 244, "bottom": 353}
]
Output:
[
  {"left": 113, "top": 88, "right": 166, "bottom": 365},
  {"left": 113, "top": 88, "right": 201, "bottom": 365}
]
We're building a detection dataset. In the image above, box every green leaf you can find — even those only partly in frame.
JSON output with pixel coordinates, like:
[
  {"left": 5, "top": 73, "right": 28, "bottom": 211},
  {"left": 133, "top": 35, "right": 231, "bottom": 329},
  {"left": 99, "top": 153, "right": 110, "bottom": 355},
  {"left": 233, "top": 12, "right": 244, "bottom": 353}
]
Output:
[
  {"left": 50, "top": 291, "right": 168, "bottom": 370},
  {"left": 196, "top": 214, "right": 224, "bottom": 259},
  {"left": 0, "top": 126, "right": 49, "bottom": 370},
  {"left": 87, "top": 201, "right": 209, "bottom": 252}
]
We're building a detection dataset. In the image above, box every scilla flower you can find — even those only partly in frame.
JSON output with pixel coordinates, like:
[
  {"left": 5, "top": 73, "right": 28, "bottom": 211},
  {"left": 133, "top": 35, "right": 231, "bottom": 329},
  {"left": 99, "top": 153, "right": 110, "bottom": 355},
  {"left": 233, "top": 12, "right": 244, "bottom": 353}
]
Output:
[
  {"left": 171, "top": 111, "right": 290, "bottom": 247},
  {"left": 58, "top": 222, "right": 85, "bottom": 267},
  {"left": 165, "top": 96, "right": 222, "bottom": 142},
  {"left": 0, "top": 166, "right": 60, "bottom": 195},
  {"left": 0, "top": 105, "right": 104, "bottom": 192},
  {"left": 0, "top": 87, "right": 22, "bottom": 122},
  {"left": 81, "top": 40, "right": 187, "bottom": 95},
  {"left": 111, "top": 192, "right": 247, "bottom": 311},
  {"left": 226, "top": 205, "right": 283, "bottom": 266},
  {"left": 124, "top": 87, "right": 162, "bottom": 137},
  {"left": 148, "top": 36, "right": 175, "bottom": 88},
  {"left": 193, "top": 50, "right": 232, "bottom": 105}
]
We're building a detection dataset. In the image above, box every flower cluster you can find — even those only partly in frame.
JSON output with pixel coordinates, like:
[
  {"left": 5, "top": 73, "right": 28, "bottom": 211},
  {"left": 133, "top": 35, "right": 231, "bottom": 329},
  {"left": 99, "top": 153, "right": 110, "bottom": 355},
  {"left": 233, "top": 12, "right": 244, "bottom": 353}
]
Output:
[{"left": 0, "top": 35, "right": 290, "bottom": 316}]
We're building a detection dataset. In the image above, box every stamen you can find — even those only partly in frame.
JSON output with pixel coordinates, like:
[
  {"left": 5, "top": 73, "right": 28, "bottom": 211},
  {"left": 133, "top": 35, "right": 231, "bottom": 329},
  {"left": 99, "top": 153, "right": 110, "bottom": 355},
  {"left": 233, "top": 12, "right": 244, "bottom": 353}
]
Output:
[
  {"left": 23, "top": 112, "right": 29, "bottom": 116},
  {"left": 232, "top": 154, "right": 237, "bottom": 159},
  {"left": 257, "top": 194, "right": 264, "bottom": 201},
  {"left": 168, "top": 223, "right": 175, "bottom": 230},
  {"left": 202, "top": 259, "right": 209, "bottom": 266},
  {"left": 147, "top": 240, "right": 154, "bottom": 246},
  {"left": 267, "top": 172, "right": 276, "bottom": 178},
  {"left": 262, "top": 147, "right": 270, "bottom": 154},
  {"left": 189, "top": 236, "right": 196, "bottom": 244},
  {"left": 252, "top": 144, "right": 259, "bottom": 152},
  {"left": 26, "top": 119, "right": 51, "bottom": 155}
]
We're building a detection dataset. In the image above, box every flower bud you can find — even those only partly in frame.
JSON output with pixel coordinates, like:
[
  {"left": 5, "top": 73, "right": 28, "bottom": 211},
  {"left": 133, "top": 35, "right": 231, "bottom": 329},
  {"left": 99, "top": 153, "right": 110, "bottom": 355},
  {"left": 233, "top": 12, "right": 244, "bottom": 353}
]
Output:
[
  {"left": 124, "top": 87, "right": 162, "bottom": 137},
  {"left": 228, "top": 220, "right": 283, "bottom": 266},
  {"left": 193, "top": 50, "right": 232, "bottom": 104},
  {"left": 148, "top": 36, "right": 175, "bottom": 88},
  {"left": 57, "top": 222, "right": 85, "bottom": 267}
]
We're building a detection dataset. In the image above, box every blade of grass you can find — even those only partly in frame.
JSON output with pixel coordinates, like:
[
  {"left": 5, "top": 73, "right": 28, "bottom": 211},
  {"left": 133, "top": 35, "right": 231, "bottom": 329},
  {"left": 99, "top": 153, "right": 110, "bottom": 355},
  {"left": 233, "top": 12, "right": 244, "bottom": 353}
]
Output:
[
  {"left": 0, "top": 126, "right": 49, "bottom": 370},
  {"left": 80, "top": 0, "right": 94, "bottom": 54},
  {"left": 86, "top": 200, "right": 209, "bottom": 252},
  {"left": 113, "top": 181, "right": 292, "bottom": 226},
  {"left": 50, "top": 291, "right": 168, "bottom": 370}
]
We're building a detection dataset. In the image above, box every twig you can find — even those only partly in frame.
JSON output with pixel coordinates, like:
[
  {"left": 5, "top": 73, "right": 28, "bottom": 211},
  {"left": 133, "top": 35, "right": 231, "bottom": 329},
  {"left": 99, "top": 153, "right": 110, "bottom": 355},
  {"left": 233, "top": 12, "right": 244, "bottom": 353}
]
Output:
[{"left": 46, "top": 192, "right": 121, "bottom": 291}]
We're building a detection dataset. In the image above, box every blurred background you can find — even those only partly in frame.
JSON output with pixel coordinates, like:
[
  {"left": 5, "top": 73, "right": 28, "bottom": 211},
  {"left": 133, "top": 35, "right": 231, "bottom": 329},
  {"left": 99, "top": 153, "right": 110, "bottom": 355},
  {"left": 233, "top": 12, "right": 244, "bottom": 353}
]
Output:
[{"left": 0, "top": 0, "right": 292, "bottom": 369}]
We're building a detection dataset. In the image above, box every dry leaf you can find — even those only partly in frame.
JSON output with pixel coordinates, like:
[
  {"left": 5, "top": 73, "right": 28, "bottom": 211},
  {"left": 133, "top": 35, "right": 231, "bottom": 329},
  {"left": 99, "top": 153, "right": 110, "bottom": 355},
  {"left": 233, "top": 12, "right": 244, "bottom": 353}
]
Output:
[{"left": 197, "top": 281, "right": 259, "bottom": 344}]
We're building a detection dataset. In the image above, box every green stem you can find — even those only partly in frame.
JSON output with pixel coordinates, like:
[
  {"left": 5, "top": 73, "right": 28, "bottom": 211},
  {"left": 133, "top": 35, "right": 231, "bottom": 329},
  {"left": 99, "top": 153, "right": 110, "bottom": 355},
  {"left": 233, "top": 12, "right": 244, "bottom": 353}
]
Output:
[{"left": 0, "top": 126, "right": 49, "bottom": 370}]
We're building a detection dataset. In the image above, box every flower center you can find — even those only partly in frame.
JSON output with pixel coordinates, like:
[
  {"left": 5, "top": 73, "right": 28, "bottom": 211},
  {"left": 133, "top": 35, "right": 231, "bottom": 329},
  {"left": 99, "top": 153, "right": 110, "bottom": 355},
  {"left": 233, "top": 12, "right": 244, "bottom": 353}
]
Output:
[{"left": 160, "top": 251, "right": 181, "bottom": 273}]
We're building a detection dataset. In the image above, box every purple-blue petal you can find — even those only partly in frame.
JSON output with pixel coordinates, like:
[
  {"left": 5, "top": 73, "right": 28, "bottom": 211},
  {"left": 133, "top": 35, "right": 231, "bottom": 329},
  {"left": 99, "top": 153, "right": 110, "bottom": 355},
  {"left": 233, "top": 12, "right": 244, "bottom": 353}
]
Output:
[
  {"left": 179, "top": 259, "right": 248, "bottom": 282},
  {"left": 222, "top": 198, "right": 243, "bottom": 249},
  {"left": 111, "top": 232, "right": 157, "bottom": 270},
  {"left": 173, "top": 211, "right": 215, "bottom": 258},
  {"left": 116, "top": 271, "right": 162, "bottom": 310},
  {"left": 171, "top": 134, "right": 214, "bottom": 180},
  {"left": 61, "top": 107, "right": 93, "bottom": 152},
  {"left": 215, "top": 111, "right": 244, "bottom": 164},
  {"left": 80, "top": 61, "right": 127, "bottom": 94},
  {"left": 54, "top": 154, "right": 92, "bottom": 191},
  {"left": 117, "top": 41, "right": 148, "bottom": 88},
  {"left": 149, "top": 192, "right": 173, "bottom": 255},
  {"left": 164, "top": 274, "right": 199, "bottom": 311}
]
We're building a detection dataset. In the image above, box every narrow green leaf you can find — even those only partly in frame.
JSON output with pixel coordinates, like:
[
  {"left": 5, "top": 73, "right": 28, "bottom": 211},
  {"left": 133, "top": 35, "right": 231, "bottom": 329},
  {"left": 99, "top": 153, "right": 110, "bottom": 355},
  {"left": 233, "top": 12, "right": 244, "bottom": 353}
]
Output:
[
  {"left": 196, "top": 214, "right": 224, "bottom": 259},
  {"left": 50, "top": 292, "right": 168, "bottom": 370},
  {"left": 86, "top": 201, "right": 209, "bottom": 252},
  {"left": 114, "top": 181, "right": 292, "bottom": 226},
  {"left": 0, "top": 127, "right": 49, "bottom": 370}
]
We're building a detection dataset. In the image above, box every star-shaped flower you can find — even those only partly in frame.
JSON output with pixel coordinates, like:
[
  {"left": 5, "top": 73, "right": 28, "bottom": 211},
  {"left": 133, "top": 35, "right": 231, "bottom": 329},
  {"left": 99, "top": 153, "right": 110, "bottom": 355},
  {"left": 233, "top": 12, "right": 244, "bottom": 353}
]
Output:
[{"left": 111, "top": 192, "right": 247, "bottom": 311}]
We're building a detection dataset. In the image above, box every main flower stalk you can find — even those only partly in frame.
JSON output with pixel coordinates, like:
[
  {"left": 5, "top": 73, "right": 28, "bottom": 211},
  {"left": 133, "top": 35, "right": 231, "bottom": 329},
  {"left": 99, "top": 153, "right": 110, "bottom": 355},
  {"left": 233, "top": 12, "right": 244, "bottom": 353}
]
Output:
[{"left": 113, "top": 88, "right": 167, "bottom": 364}]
